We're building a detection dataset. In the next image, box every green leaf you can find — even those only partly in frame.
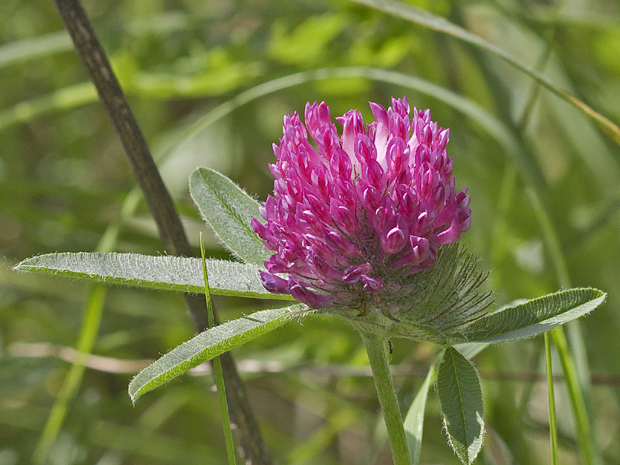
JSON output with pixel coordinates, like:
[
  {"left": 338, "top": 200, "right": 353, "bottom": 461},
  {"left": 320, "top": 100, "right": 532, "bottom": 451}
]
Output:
[
  {"left": 14, "top": 252, "right": 295, "bottom": 300},
  {"left": 189, "top": 167, "right": 272, "bottom": 265},
  {"left": 436, "top": 347, "right": 484, "bottom": 465},
  {"left": 404, "top": 362, "right": 435, "bottom": 465},
  {"left": 462, "top": 288, "right": 606, "bottom": 343},
  {"left": 128, "top": 305, "right": 305, "bottom": 402},
  {"left": 349, "top": 0, "right": 620, "bottom": 147}
]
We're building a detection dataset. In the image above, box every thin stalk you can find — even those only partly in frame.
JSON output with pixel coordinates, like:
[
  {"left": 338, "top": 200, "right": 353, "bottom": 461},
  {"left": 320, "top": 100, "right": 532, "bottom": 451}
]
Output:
[
  {"left": 32, "top": 285, "right": 106, "bottom": 464},
  {"left": 201, "top": 234, "right": 237, "bottom": 465},
  {"left": 359, "top": 331, "right": 410, "bottom": 465},
  {"left": 551, "top": 328, "right": 597, "bottom": 465},
  {"left": 526, "top": 187, "right": 599, "bottom": 465},
  {"left": 545, "top": 333, "right": 559, "bottom": 465}
]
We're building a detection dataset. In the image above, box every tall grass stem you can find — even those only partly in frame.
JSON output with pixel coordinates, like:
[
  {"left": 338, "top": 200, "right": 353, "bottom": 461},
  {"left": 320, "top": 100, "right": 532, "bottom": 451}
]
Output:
[
  {"left": 201, "top": 233, "right": 238, "bottom": 465},
  {"left": 545, "top": 333, "right": 559, "bottom": 465}
]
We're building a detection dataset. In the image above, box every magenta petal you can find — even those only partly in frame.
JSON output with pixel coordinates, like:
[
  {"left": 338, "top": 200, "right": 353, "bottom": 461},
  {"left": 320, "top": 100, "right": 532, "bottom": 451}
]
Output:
[
  {"left": 343, "top": 263, "right": 373, "bottom": 283},
  {"left": 259, "top": 271, "right": 291, "bottom": 294},
  {"left": 459, "top": 215, "right": 472, "bottom": 233},
  {"left": 381, "top": 217, "right": 408, "bottom": 254},
  {"left": 304, "top": 101, "right": 331, "bottom": 140},
  {"left": 410, "top": 235, "right": 430, "bottom": 263},
  {"left": 358, "top": 181, "right": 381, "bottom": 213},
  {"left": 355, "top": 134, "right": 377, "bottom": 163},
  {"left": 386, "top": 138, "right": 409, "bottom": 181},
  {"left": 330, "top": 201, "right": 357, "bottom": 235},
  {"left": 251, "top": 217, "right": 266, "bottom": 236},
  {"left": 369, "top": 102, "right": 389, "bottom": 165},
  {"left": 362, "top": 275, "right": 385, "bottom": 293},
  {"left": 435, "top": 219, "right": 461, "bottom": 245},
  {"left": 437, "top": 128, "right": 450, "bottom": 150},
  {"left": 330, "top": 147, "right": 353, "bottom": 179},
  {"left": 289, "top": 280, "right": 332, "bottom": 307},
  {"left": 324, "top": 230, "right": 358, "bottom": 257},
  {"left": 391, "top": 96, "right": 410, "bottom": 117},
  {"left": 363, "top": 159, "right": 385, "bottom": 191},
  {"left": 308, "top": 250, "right": 342, "bottom": 282},
  {"left": 336, "top": 109, "right": 365, "bottom": 160}
]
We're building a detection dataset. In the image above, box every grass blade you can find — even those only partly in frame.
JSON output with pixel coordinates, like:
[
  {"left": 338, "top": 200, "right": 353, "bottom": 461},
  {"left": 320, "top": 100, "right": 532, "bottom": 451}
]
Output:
[
  {"left": 200, "top": 234, "right": 237, "bottom": 465},
  {"left": 349, "top": 0, "right": 620, "bottom": 146},
  {"left": 32, "top": 285, "right": 106, "bottom": 464},
  {"left": 545, "top": 333, "right": 560, "bottom": 465},
  {"left": 404, "top": 361, "right": 436, "bottom": 465}
]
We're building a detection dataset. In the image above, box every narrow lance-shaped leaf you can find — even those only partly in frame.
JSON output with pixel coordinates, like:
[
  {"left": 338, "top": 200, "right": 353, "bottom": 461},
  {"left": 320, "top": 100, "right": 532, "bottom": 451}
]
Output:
[
  {"left": 436, "top": 347, "right": 484, "bottom": 465},
  {"left": 14, "top": 252, "right": 295, "bottom": 300},
  {"left": 404, "top": 361, "right": 436, "bottom": 465},
  {"left": 189, "top": 167, "right": 272, "bottom": 265},
  {"left": 129, "top": 305, "right": 307, "bottom": 402},
  {"left": 461, "top": 288, "right": 606, "bottom": 344}
]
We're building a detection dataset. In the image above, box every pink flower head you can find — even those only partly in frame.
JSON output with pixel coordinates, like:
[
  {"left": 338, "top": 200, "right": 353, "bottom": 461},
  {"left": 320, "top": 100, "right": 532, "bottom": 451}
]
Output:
[{"left": 252, "top": 97, "right": 471, "bottom": 310}]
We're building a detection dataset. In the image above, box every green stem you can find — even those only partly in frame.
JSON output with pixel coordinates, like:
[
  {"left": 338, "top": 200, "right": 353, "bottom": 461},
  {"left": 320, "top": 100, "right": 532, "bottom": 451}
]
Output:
[
  {"left": 32, "top": 285, "right": 106, "bottom": 464},
  {"left": 360, "top": 331, "right": 410, "bottom": 465},
  {"left": 526, "top": 187, "right": 599, "bottom": 465},
  {"left": 551, "top": 328, "right": 597, "bottom": 465},
  {"left": 201, "top": 234, "right": 237, "bottom": 465},
  {"left": 544, "top": 333, "right": 559, "bottom": 465}
]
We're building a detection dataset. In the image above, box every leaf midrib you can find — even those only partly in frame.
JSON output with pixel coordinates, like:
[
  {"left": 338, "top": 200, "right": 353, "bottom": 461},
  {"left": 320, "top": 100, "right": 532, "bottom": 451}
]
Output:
[{"left": 449, "top": 348, "right": 473, "bottom": 464}]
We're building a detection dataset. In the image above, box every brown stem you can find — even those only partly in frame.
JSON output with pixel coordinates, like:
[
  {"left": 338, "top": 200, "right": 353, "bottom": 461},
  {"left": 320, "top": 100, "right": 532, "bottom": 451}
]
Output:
[{"left": 51, "top": 1, "right": 270, "bottom": 463}]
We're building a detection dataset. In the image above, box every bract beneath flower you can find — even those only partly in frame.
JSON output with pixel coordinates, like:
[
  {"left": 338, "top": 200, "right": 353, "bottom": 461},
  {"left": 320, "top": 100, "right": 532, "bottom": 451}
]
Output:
[{"left": 252, "top": 97, "right": 483, "bottom": 336}]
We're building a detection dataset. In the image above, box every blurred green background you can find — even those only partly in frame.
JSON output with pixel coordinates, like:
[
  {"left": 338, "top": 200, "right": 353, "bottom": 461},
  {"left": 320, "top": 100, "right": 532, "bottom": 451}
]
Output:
[{"left": 1, "top": 0, "right": 620, "bottom": 463}]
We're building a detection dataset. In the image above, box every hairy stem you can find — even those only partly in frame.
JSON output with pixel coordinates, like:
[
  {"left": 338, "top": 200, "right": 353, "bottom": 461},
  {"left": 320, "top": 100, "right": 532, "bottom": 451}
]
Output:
[{"left": 360, "top": 331, "right": 410, "bottom": 465}]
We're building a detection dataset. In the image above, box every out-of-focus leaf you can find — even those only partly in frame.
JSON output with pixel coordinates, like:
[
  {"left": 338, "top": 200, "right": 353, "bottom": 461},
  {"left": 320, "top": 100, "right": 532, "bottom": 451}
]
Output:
[
  {"left": 0, "top": 83, "right": 97, "bottom": 132},
  {"left": 129, "top": 305, "right": 306, "bottom": 402},
  {"left": 269, "top": 14, "right": 347, "bottom": 65},
  {"left": 130, "top": 54, "right": 264, "bottom": 98},
  {"left": 0, "top": 31, "right": 71, "bottom": 68},
  {"left": 14, "top": 252, "right": 294, "bottom": 300},
  {"left": 404, "top": 362, "right": 435, "bottom": 465},
  {"left": 349, "top": 0, "right": 620, "bottom": 147}
]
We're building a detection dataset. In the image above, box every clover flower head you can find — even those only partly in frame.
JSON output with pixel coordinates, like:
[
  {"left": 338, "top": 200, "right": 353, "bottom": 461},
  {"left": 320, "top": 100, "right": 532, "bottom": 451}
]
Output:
[{"left": 252, "top": 97, "right": 477, "bottom": 330}]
